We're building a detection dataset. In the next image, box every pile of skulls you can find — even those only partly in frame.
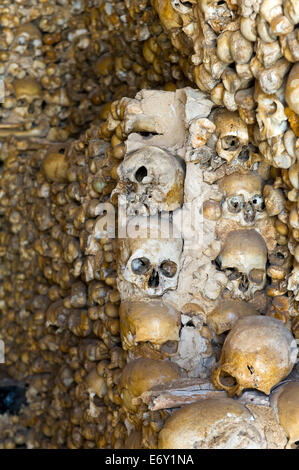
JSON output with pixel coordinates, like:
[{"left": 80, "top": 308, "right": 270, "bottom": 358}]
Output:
[
  {"left": 151, "top": 0, "right": 299, "bottom": 312},
  {"left": 0, "top": 0, "right": 192, "bottom": 448},
  {"left": 0, "top": 121, "right": 130, "bottom": 448},
  {"left": 0, "top": 0, "right": 190, "bottom": 152},
  {"left": 0, "top": 0, "right": 298, "bottom": 451},
  {"left": 98, "top": 86, "right": 298, "bottom": 448}
]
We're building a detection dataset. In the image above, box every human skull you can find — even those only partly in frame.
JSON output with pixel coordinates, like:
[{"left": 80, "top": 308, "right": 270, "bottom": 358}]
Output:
[
  {"left": 112, "top": 146, "right": 185, "bottom": 215},
  {"left": 158, "top": 398, "right": 266, "bottom": 449},
  {"left": 213, "top": 109, "right": 249, "bottom": 163},
  {"left": 119, "top": 220, "right": 183, "bottom": 297},
  {"left": 217, "top": 229, "right": 267, "bottom": 300},
  {"left": 119, "top": 299, "right": 181, "bottom": 355},
  {"left": 270, "top": 381, "right": 299, "bottom": 449},
  {"left": 13, "top": 78, "right": 43, "bottom": 119},
  {"left": 212, "top": 316, "right": 298, "bottom": 396},
  {"left": 256, "top": 89, "right": 288, "bottom": 140},
  {"left": 12, "top": 23, "right": 42, "bottom": 57},
  {"left": 208, "top": 299, "right": 259, "bottom": 335},
  {"left": 219, "top": 173, "right": 265, "bottom": 226},
  {"left": 118, "top": 358, "right": 181, "bottom": 425}
]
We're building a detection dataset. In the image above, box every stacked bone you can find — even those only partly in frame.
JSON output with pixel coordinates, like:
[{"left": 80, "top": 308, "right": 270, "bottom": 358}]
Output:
[
  {"left": 0, "top": 144, "right": 62, "bottom": 448},
  {"left": 151, "top": 1, "right": 299, "bottom": 327},
  {"left": 0, "top": 0, "right": 299, "bottom": 450},
  {"left": 0, "top": 121, "right": 131, "bottom": 448},
  {"left": 0, "top": 0, "right": 188, "bottom": 149},
  {"left": 152, "top": 0, "right": 299, "bottom": 140},
  {"left": 82, "top": 0, "right": 191, "bottom": 97},
  {"left": 0, "top": 0, "right": 188, "bottom": 448},
  {"left": 107, "top": 86, "right": 299, "bottom": 448},
  {"left": 0, "top": 0, "right": 96, "bottom": 142},
  {"left": 0, "top": 86, "right": 298, "bottom": 448}
]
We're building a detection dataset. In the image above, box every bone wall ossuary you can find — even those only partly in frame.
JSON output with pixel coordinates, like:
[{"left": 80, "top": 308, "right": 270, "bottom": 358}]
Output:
[{"left": 0, "top": 0, "right": 298, "bottom": 449}]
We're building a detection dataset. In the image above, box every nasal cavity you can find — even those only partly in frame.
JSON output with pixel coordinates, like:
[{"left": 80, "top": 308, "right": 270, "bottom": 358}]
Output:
[
  {"left": 135, "top": 166, "right": 147, "bottom": 182},
  {"left": 148, "top": 270, "right": 159, "bottom": 288},
  {"left": 239, "top": 274, "right": 249, "bottom": 292}
]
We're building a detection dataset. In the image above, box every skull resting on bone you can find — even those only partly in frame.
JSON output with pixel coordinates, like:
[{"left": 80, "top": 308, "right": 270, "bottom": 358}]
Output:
[
  {"left": 118, "top": 358, "right": 181, "bottom": 422},
  {"left": 219, "top": 173, "right": 265, "bottom": 226},
  {"left": 119, "top": 222, "right": 183, "bottom": 297},
  {"left": 113, "top": 146, "right": 185, "bottom": 215},
  {"left": 119, "top": 299, "right": 180, "bottom": 355},
  {"left": 158, "top": 397, "right": 266, "bottom": 449},
  {"left": 217, "top": 229, "right": 267, "bottom": 300},
  {"left": 212, "top": 316, "right": 298, "bottom": 396}
]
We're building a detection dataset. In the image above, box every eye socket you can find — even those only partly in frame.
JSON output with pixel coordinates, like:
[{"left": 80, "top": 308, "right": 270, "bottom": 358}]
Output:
[
  {"left": 172, "top": 0, "right": 193, "bottom": 13},
  {"left": 16, "top": 99, "right": 27, "bottom": 107},
  {"left": 226, "top": 268, "right": 242, "bottom": 281},
  {"left": 131, "top": 257, "right": 150, "bottom": 275},
  {"left": 248, "top": 268, "right": 265, "bottom": 284},
  {"left": 160, "top": 340, "right": 178, "bottom": 355},
  {"left": 251, "top": 195, "right": 264, "bottom": 212},
  {"left": 135, "top": 166, "right": 147, "bottom": 183},
  {"left": 269, "top": 248, "right": 288, "bottom": 266},
  {"left": 221, "top": 136, "right": 240, "bottom": 152},
  {"left": 159, "top": 260, "right": 177, "bottom": 278},
  {"left": 227, "top": 195, "right": 244, "bottom": 213},
  {"left": 269, "top": 251, "right": 286, "bottom": 267}
]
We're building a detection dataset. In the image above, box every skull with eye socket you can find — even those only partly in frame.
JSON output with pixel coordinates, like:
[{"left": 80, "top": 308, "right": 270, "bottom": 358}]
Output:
[
  {"left": 219, "top": 173, "right": 265, "bottom": 226},
  {"left": 112, "top": 146, "right": 185, "bottom": 216},
  {"left": 11, "top": 23, "right": 43, "bottom": 58},
  {"left": 13, "top": 78, "right": 43, "bottom": 120},
  {"left": 216, "top": 229, "right": 267, "bottom": 301},
  {"left": 212, "top": 109, "right": 249, "bottom": 164},
  {"left": 119, "top": 222, "right": 183, "bottom": 297}
]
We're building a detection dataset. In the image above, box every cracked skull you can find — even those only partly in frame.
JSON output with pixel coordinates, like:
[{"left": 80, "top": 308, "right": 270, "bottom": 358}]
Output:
[
  {"left": 212, "top": 316, "right": 298, "bottom": 396},
  {"left": 219, "top": 173, "right": 265, "bottom": 226},
  {"left": 159, "top": 397, "right": 266, "bottom": 449},
  {"left": 217, "top": 229, "right": 267, "bottom": 300},
  {"left": 120, "top": 229, "right": 183, "bottom": 297},
  {"left": 118, "top": 358, "right": 181, "bottom": 426},
  {"left": 112, "top": 146, "right": 185, "bottom": 215}
]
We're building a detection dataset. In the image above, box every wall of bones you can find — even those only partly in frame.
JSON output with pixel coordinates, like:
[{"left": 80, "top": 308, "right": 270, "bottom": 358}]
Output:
[{"left": 0, "top": 0, "right": 298, "bottom": 449}]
